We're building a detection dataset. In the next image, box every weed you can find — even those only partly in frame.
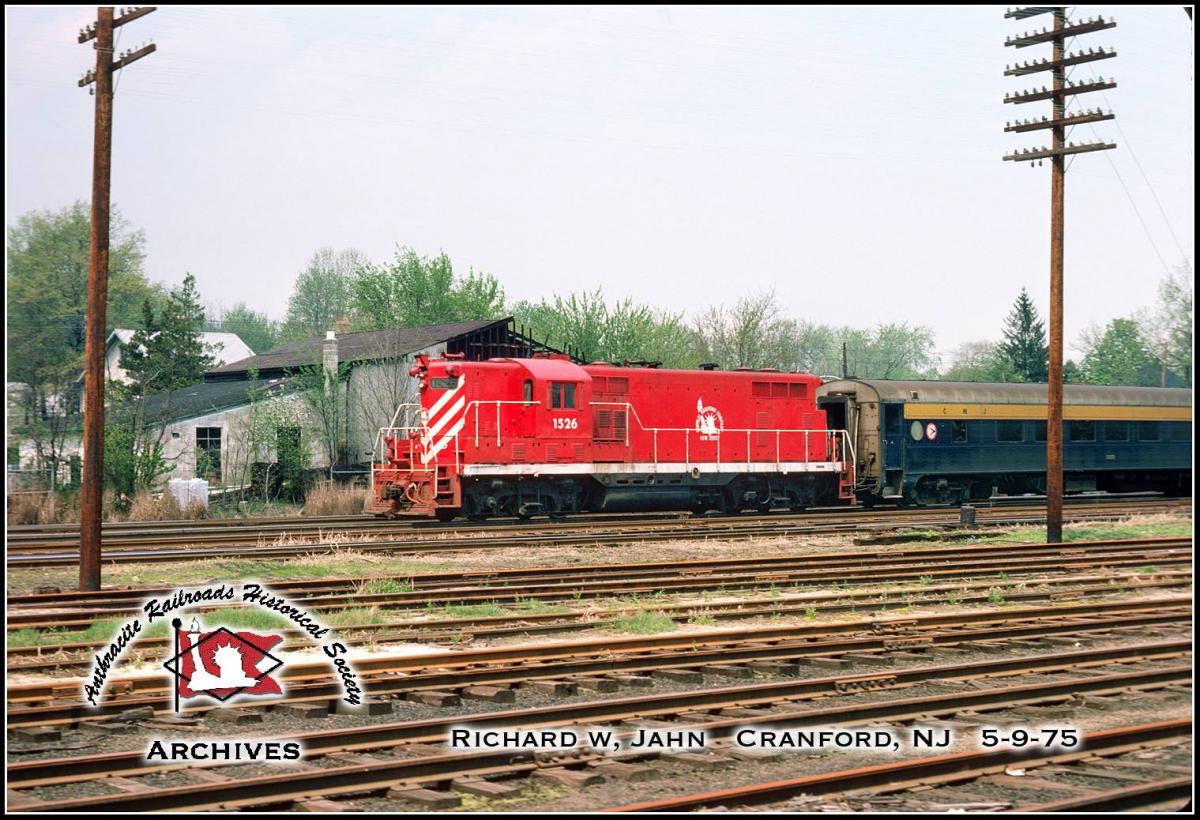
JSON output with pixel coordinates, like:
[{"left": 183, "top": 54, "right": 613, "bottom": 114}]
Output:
[{"left": 609, "top": 610, "right": 676, "bottom": 634}]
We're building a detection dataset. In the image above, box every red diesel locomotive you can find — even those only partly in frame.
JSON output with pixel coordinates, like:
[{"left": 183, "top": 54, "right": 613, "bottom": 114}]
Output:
[{"left": 367, "top": 353, "right": 855, "bottom": 519}]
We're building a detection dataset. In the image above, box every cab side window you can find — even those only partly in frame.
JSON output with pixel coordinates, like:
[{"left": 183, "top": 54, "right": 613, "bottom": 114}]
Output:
[
  {"left": 523, "top": 380, "right": 533, "bottom": 403},
  {"left": 550, "top": 382, "right": 577, "bottom": 409}
]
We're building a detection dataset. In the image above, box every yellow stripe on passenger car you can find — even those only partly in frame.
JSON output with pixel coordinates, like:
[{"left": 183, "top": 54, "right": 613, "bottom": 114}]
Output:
[{"left": 903, "top": 403, "right": 1192, "bottom": 422}]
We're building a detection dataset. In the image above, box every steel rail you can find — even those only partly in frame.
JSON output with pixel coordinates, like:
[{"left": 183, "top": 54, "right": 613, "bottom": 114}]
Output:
[
  {"left": 8, "top": 534, "right": 1189, "bottom": 610},
  {"left": 9, "top": 570, "right": 1189, "bottom": 672},
  {"left": 9, "top": 501, "right": 1187, "bottom": 566},
  {"left": 8, "top": 603, "right": 1191, "bottom": 727},
  {"left": 605, "top": 719, "right": 1193, "bottom": 811},
  {"left": 8, "top": 495, "right": 1181, "bottom": 547},
  {"left": 1011, "top": 776, "right": 1193, "bottom": 811},
  {"left": 8, "top": 648, "right": 1190, "bottom": 799},
  {"left": 9, "top": 549, "right": 1189, "bottom": 632}
]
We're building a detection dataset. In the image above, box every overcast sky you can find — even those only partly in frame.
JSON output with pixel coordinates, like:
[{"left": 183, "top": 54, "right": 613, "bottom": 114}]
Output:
[{"left": 5, "top": 5, "right": 1194, "bottom": 360}]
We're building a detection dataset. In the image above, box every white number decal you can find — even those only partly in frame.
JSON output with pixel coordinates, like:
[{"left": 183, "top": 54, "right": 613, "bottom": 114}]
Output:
[{"left": 552, "top": 417, "right": 578, "bottom": 430}]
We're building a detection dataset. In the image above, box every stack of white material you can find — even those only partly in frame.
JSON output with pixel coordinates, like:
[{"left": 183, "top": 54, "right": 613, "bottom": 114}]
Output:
[{"left": 168, "top": 477, "right": 209, "bottom": 510}]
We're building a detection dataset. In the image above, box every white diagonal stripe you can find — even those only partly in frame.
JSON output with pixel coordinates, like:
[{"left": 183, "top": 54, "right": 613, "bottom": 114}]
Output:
[
  {"left": 421, "top": 395, "right": 465, "bottom": 447},
  {"left": 421, "top": 417, "right": 466, "bottom": 465},
  {"left": 425, "top": 375, "right": 464, "bottom": 422}
]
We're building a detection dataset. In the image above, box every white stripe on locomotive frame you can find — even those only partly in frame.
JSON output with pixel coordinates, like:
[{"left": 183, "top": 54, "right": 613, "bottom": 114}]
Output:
[{"left": 460, "top": 462, "right": 845, "bottom": 477}]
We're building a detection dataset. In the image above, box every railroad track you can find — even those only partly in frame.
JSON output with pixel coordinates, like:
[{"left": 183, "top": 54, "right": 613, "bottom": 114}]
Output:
[
  {"left": 9, "top": 494, "right": 1171, "bottom": 545},
  {"left": 7, "top": 498, "right": 1188, "bottom": 566},
  {"left": 10, "top": 569, "right": 1190, "bottom": 675},
  {"left": 607, "top": 720, "right": 1193, "bottom": 812},
  {"left": 8, "top": 597, "right": 1191, "bottom": 727},
  {"left": 7, "top": 535, "right": 1190, "bottom": 630},
  {"left": 8, "top": 643, "right": 1190, "bottom": 811}
]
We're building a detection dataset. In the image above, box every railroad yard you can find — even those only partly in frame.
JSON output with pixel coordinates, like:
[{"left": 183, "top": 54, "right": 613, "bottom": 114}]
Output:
[
  {"left": 6, "top": 4, "right": 1194, "bottom": 816},
  {"left": 5, "top": 499, "right": 1194, "bottom": 812}
]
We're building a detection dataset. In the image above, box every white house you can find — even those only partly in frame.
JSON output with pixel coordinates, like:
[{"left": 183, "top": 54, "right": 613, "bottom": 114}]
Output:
[{"left": 104, "top": 329, "right": 255, "bottom": 385}]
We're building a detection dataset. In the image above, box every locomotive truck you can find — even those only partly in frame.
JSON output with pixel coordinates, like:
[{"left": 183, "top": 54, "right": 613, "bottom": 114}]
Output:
[{"left": 367, "top": 353, "right": 855, "bottom": 519}]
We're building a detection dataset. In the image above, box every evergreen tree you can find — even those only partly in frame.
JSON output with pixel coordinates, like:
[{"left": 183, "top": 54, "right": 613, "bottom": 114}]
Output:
[
  {"left": 998, "top": 288, "right": 1049, "bottom": 382},
  {"left": 121, "top": 273, "right": 215, "bottom": 395}
]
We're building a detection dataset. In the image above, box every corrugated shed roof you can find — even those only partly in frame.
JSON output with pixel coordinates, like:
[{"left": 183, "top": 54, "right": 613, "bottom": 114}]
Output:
[
  {"left": 207, "top": 319, "right": 505, "bottom": 378},
  {"left": 818, "top": 378, "right": 1193, "bottom": 407}
]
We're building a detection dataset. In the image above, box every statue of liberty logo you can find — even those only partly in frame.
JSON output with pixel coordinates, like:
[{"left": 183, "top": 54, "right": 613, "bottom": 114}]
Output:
[
  {"left": 163, "top": 617, "right": 285, "bottom": 709},
  {"left": 695, "top": 397, "right": 724, "bottom": 441}
]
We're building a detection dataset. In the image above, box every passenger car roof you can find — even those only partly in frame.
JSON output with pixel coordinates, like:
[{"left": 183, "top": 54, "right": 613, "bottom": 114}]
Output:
[{"left": 817, "top": 379, "right": 1193, "bottom": 408}]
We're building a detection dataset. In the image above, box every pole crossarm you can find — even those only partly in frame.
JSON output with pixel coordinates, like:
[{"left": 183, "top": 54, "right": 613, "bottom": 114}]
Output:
[
  {"left": 1004, "top": 7, "right": 1058, "bottom": 20},
  {"left": 1004, "top": 78, "right": 1116, "bottom": 104},
  {"left": 1005, "top": 110, "right": 1115, "bottom": 132},
  {"left": 1006, "top": 16, "right": 1116, "bottom": 48},
  {"left": 79, "top": 6, "right": 156, "bottom": 43},
  {"left": 78, "top": 43, "right": 157, "bottom": 86},
  {"left": 1003, "top": 141, "right": 1117, "bottom": 162},
  {"left": 1004, "top": 47, "right": 1115, "bottom": 76}
]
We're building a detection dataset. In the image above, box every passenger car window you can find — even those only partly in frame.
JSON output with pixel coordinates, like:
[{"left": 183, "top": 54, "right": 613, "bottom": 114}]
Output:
[
  {"left": 996, "top": 421, "right": 1024, "bottom": 442},
  {"left": 952, "top": 421, "right": 967, "bottom": 443},
  {"left": 1104, "top": 422, "right": 1129, "bottom": 442},
  {"left": 1069, "top": 421, "right": 1096, "bottom": 442},
  {"left": 1137, "top": 422, "right": 1159, "bottom": 441},
  {"left": 1033, "top": 421, "right": 1047, "bottom": 442},
  {"left": 1169, "top": 423, "right": 1191, "bottom": 441}
]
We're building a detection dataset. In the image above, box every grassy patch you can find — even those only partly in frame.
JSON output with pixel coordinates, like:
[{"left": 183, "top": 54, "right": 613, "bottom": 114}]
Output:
[
  {"left": 7, "top": 616, "right": 172, "bottom": 648},
  {"left": 357, "top": 578, "right": 413, "bottom": 596},
  {"left": 316, "top": 607, "right": 384, "bottom": 629},
  {"left": 947, "top": 519, "right": 1191, "bottom": 546},
  {"left": 687, "top": 613, "right": 717, "bottom": 627},
  {"left": 609, "top": 610, "right": 677, "bottom": 634},
  {"left": 513, "top": 598, "right": 570, "bottom": 615},
  {"left": 441, "top": 603, "right": 507, "bottom": 619}
]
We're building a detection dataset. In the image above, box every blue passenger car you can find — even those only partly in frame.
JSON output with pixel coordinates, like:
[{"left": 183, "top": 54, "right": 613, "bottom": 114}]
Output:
[{"left": 816, "top": 380, "right": 1192, "bottom": 505}]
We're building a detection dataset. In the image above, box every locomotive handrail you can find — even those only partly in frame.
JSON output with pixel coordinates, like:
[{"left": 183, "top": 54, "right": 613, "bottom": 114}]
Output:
[
  {"left": 588, "top": 400, "right": 857, "bottom": 471},
  {"left": 463, "top": 399, "right": 542, "bottom": 448},
  {"left": 377, "top": 398, "right": 856, "bottom": 477}
]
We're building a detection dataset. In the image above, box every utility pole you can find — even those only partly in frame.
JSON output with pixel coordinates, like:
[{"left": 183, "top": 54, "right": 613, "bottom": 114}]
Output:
[
  {"left": 1003, "top": 8, "right": 1116, "bottom": 544},
  {"left": 77, "top": 6, "right": 157, "bottom": 591}
]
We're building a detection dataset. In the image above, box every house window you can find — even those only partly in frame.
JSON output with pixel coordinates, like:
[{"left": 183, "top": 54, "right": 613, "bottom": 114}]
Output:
[
  {"left": 1137, "top": 422, "right": 1160, "bottom": 441},
  {"left": 1069, "top": 421, "right": 1096, "bottom": 442},
  {"left": 1104, "top": 422, "right": 1129, "bottom": 442},
  {"left": 550, "top": 382, "right": 577, "bottom": 409},
  {"left": 195, "top": 427, "right": 222, "bottom": 480},
  {"left": 996, "top": 421, "right": 1024, "bottom": 443},
  {"left": 952, "top": 421, "right": 968, "bottom": 443}
]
